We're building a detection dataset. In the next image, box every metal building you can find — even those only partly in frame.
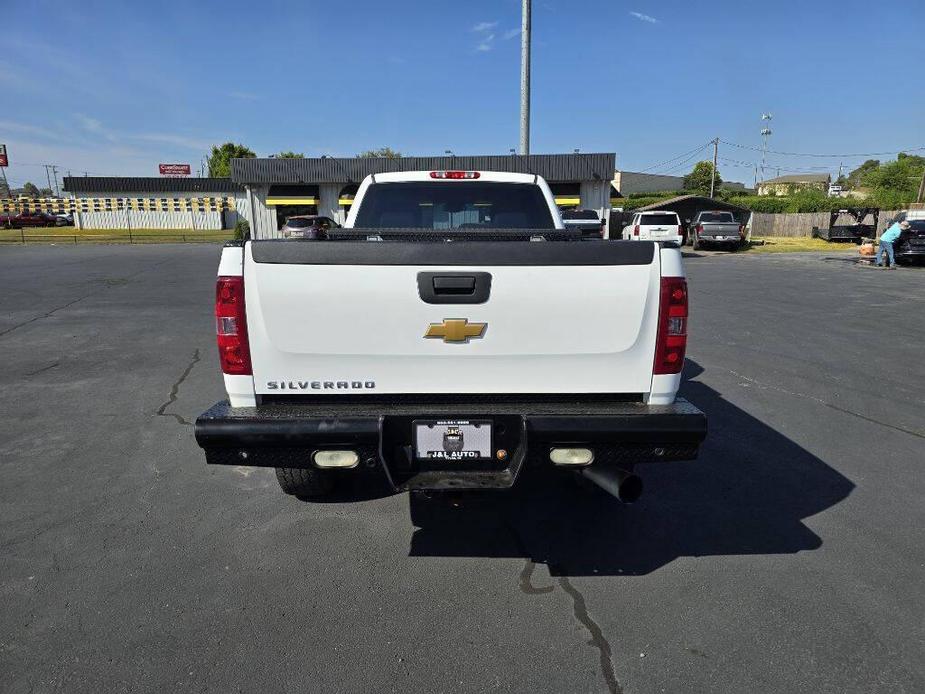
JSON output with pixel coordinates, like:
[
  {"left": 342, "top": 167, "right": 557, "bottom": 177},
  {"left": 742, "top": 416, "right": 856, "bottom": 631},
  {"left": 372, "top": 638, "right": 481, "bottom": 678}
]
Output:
[{"left": 230, "top": 153, "right": 616, "bottom": 239}]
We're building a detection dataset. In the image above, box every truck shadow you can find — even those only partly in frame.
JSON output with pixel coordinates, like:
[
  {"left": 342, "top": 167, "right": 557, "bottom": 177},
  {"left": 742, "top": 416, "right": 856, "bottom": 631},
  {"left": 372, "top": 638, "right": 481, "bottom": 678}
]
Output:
[{"left": 407, "top": 360, "right": 854, "bottom": 576}]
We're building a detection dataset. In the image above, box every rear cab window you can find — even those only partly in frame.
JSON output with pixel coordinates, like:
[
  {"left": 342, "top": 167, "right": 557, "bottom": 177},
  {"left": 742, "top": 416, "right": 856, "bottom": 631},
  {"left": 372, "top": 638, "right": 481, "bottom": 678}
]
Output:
[
  {"left": 562, "top": 210, "right": 600, "bottom": 221},
  {"left": 698, "top": 212, "right": 735, "bottom": 223},
  {"left": 639, "top": 213, "right": 680, "bottom": 226},
  {"left": 354, "top": 182, "right": 555, "bottom": 229}
]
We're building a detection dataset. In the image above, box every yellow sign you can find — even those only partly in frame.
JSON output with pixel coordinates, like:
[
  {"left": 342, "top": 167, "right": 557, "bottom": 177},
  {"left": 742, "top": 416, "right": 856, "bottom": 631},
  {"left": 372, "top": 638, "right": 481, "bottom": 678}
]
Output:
[{"left": 424, "top": 319, "right": 487, "bottom": 343}]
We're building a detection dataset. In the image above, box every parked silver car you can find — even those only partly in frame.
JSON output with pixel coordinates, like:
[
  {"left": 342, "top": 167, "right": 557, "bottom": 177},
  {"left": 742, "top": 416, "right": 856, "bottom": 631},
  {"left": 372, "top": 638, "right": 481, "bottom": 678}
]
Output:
[{"left": 281, "top": 215, "right": 338, "bottom": 239}]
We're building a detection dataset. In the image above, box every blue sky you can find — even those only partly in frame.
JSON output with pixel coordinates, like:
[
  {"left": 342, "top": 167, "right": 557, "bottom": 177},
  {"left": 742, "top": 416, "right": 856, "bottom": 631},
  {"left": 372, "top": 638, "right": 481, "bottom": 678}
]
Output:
[{"left": 2, "top": 0, "right": 923, "bottom": 188}]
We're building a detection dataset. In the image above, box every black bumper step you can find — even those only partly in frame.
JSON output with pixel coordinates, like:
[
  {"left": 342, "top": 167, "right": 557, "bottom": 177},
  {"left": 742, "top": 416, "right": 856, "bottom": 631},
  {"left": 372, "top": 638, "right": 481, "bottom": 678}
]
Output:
[{"left": 195, "top": 396, "right": 707, "bottom": 491}]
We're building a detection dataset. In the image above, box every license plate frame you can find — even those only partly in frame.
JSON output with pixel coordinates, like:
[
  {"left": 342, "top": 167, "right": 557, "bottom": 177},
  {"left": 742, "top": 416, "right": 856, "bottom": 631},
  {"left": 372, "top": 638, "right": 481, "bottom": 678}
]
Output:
[{"left": 413, "top": 419, "right": 493, "bottom": 461}]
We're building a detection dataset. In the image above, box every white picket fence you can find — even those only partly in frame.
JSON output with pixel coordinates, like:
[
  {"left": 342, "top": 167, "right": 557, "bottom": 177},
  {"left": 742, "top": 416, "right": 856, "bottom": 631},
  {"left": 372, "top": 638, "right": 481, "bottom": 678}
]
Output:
[{"left": 74, "top": 209, "right": 229, "bottom": 230}]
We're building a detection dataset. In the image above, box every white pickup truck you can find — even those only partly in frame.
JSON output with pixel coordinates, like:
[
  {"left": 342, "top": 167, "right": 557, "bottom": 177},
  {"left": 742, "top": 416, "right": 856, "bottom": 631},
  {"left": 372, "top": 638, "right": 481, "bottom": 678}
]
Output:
[{"left": 195, "top": 170, "right": 706, "bottom": 503}]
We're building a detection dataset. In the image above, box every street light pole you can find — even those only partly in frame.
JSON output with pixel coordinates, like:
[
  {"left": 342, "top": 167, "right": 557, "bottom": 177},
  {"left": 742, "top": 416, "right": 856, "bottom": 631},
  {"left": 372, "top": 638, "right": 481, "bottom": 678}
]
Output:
[{"left": 519, "top": 0, "right": 531, "bottom": 155}]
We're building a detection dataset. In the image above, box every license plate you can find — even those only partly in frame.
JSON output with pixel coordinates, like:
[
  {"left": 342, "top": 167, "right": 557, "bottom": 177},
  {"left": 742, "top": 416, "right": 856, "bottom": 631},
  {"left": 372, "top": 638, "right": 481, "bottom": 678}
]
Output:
[{"left": 413, "top": 419, "right": 493, "bottom": 461}]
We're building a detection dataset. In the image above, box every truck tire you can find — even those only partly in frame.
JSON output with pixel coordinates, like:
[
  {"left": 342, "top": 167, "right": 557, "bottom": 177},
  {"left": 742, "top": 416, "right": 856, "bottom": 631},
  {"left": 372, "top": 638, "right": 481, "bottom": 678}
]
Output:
[{"left": 274, "top": 467, "right": 334, "bottom": 499}]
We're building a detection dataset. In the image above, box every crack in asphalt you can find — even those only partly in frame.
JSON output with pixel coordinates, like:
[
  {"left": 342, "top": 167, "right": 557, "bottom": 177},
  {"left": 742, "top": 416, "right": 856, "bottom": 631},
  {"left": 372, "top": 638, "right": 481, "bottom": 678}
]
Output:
[
  {"left": 156, "top": 349, "right": 201, "bottom": 427},
  {"left": 518, "top": 558, "right": 555, "bottom": 595},
  {"left": 558, "top": 576, "right": 622, "bottom": 694},
  {"left": 511, "top": 526, "right": 621, "bottom": 693},
  {"left": 0, "top": 257, "right": 171, "bottom": 340},
  {"left": 727, "top": 368, "right": 925, "bottom": 440},
  {"left": 0, "top": 296, "right": 90, "bottom": 338},
  {"left": 25, "top": 361, "right": 60, "bottom": 377}
]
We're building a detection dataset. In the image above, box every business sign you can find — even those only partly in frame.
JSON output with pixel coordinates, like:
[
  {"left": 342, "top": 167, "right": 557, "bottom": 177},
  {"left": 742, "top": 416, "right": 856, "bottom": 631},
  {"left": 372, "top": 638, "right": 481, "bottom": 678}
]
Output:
[
  {"left": 159, "top": 163, "right": 191, "bottom": 176},
  {"left": 0, "top": 144, "right": 8, "bottom": 167}
]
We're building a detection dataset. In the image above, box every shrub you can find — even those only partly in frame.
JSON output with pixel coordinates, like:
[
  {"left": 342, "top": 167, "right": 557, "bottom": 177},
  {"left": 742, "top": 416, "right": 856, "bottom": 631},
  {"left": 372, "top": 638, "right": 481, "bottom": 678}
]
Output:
[{"left": 233, "top": 219, "right": 250, "bottom": 240}]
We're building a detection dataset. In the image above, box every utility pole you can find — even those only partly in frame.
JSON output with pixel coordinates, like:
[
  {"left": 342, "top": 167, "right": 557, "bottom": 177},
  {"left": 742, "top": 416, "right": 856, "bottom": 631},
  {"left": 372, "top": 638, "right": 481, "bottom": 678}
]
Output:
[
  {"left": 519, "top": 0, "right": 531, "bottom": 155},
  {"left": 917, "top": 167, "right": 925, "bottom": 204},
  {"left": 44, "top": 165, "right": 54, "bottom": 195},
  {"left": 51, "top": 165, "right": 60, "bottom": 197},
  {"left": 709, "top": 138, "right": 719, "bottom": 199},
  {"left": 0, "top": 166, "right": 10, "bottom": 199}
]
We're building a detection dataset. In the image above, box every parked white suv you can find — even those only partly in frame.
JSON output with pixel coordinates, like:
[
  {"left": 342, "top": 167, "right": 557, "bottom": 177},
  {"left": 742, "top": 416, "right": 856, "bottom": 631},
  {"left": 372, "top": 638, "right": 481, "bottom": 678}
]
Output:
[{"left": 622, "top": 210, "right": 684, "bottom": 245}]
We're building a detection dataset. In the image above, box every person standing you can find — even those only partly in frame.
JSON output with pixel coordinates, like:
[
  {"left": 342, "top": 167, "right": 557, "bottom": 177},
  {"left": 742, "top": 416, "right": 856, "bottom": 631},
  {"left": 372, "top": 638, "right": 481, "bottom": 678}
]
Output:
[{"left": 877, "top": 220, "right": 909, "bottom": 268}]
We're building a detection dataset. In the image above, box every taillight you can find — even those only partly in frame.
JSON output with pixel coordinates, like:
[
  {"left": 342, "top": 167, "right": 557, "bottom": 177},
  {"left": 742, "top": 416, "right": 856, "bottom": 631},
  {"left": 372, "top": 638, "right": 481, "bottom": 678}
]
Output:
[
  {"left": 654, "top": 277, "right": 688, "bottom": 375},
  {"left": 429, "top": 171, "right": 480, "bottom": 179},
  {"left": 696, "top": 224, "right": 704, "bottom": 233},
  {"left": 215, "top": 276, "right": 251, "bottom": 375},
  {"left": 739, "top": 224, "right": 746, "bottom": 238},
  {"left": 633, "top": 224, "right": 640, "bottom": 237}
]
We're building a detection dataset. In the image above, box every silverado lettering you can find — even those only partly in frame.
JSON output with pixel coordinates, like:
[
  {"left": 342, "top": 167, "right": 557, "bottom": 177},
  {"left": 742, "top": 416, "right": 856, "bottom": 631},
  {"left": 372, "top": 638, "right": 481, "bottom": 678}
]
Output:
[{"left": 266, "top": 381, "right": 375, "bottom": 390}]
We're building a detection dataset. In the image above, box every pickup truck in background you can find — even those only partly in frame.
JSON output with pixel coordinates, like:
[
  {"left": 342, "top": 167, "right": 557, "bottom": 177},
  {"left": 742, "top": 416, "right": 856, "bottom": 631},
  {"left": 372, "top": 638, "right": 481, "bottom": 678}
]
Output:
[
  {"left": 621, "top": 210, "right": 684, "bottom": 245},
  {"left": 195, "top": 170, "right": 706, "bottom": 507},
  {"left": 560, "top": 208, "right": 606, "bottom": 239},
  {"left": 688, "top": 211, "right": 745, "bottom": 250}
]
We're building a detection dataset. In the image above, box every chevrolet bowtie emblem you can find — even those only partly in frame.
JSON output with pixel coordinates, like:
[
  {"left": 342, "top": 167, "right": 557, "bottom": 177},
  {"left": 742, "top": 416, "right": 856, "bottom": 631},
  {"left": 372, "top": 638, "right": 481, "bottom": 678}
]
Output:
[{"left": 424, "top": 318, "right": 487, "bottom": 343}]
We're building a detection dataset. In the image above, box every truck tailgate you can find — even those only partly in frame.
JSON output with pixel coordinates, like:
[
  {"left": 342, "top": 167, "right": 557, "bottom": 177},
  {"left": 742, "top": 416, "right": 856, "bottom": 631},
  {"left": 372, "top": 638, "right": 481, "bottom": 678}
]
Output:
[
  {"left": 701, "top": 223, "right": 741, "bottom": 238},
  {"left": 243, "top": 240, "right": 662, "bottom": 395}
]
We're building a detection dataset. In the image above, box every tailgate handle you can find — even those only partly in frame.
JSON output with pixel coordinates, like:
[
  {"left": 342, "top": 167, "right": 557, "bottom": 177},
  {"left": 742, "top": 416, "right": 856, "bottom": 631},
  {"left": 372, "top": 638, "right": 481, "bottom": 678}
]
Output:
[
  {"left": 418, "top": 272, "right": 491, "bottom": 304},
  {"left": 433, "top": 276, "right": 476, "bottom": 294}
]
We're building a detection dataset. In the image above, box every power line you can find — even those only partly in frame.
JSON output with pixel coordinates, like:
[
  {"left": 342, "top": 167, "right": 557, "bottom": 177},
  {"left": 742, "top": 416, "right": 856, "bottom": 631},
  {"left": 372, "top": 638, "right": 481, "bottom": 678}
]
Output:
[
  {"left": 718, "top": 155, "right": 834, "bottom": 172},
  {"left": 635, "top": 142, "right": 713, "bottom": 173},
  {"left": 656, "top": 148, "right": 714, "bottom": 176},
  {"left": 720, "top": 140, "right": 925, "bottom": 158}
]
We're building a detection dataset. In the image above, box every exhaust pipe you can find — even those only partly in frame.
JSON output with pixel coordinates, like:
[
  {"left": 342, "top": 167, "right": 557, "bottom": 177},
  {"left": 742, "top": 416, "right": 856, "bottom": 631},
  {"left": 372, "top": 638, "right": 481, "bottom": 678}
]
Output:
[{"left": 580, "top": 466, "right": 643, "bottom": 503}]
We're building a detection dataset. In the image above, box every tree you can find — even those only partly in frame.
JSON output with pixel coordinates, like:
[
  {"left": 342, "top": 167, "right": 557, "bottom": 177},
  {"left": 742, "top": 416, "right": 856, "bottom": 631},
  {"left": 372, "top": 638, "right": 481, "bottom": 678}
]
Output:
[
  {"left": 274, "top": 151, "right": 304, "bottom": 158},
  {"left": 21, "top": 182, "right": 40, "bottom": 198},
  {"left": 864, "top": 155, "right": 924, "bottom": 201},
  {"left": 683, "top": 161, "right": 722, "bottom": 195},
  {"left": 357, "top": 147, "right": 402, "bottom": 159},
  {"left": 207, "top": 142, "right": 256, "bottom": 177},
  {"left": 846, "top": 159, "right": 879, "bottom": 189}
]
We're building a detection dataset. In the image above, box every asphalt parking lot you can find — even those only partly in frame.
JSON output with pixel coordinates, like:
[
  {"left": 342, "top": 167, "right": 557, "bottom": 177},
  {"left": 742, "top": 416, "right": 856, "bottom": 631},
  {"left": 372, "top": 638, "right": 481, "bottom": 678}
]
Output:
[{"left": 1, "top": 244, "right": 922, "bottom": 694}]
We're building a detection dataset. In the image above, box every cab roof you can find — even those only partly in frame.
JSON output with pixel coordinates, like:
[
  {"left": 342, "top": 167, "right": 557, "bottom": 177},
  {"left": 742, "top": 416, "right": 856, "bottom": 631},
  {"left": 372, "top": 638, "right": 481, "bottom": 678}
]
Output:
[{"left": 370, "top": 171, "right": 539, "bottom": 184}]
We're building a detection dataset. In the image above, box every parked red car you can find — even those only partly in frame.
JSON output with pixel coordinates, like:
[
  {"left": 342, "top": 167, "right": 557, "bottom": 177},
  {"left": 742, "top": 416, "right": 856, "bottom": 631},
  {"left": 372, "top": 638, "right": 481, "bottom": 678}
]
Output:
[
  {"left": 1, "top": 213, "right": 21, "bottom": 229},
  {"left": 14, "top": 211, "right": 58, "bottom": 227}
]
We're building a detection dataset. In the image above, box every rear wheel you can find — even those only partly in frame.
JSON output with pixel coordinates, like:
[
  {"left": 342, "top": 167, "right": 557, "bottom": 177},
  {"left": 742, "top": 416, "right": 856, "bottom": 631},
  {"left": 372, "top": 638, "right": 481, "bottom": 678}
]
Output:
[{"left": 275, "top": 467, "right": 334, "bottom": 499}]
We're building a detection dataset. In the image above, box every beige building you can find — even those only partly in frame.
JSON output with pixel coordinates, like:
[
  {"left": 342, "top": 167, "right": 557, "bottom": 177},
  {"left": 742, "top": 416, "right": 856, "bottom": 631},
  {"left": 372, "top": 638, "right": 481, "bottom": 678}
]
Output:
[{"left": 757, "top": 173, "right": 831, "bottom": 196}]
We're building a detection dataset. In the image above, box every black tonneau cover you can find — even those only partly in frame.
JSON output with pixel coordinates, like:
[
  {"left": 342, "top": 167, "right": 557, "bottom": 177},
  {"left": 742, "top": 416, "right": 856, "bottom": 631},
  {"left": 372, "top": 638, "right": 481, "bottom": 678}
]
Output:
[{"left": 250, "top": 238, "right": 657, "bottom": 266}]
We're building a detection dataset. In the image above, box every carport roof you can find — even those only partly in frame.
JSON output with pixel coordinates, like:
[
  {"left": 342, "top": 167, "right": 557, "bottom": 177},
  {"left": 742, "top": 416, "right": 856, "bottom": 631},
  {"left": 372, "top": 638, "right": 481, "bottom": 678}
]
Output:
[
  {"left": 63, "top": 177, "right": 243, "bottom": 193},
  {"left": 635, "top": 194, "right": 750, "bottom": 214},
  {"left": 231, "top": 153, "right": 616, "bottom": 185}
]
